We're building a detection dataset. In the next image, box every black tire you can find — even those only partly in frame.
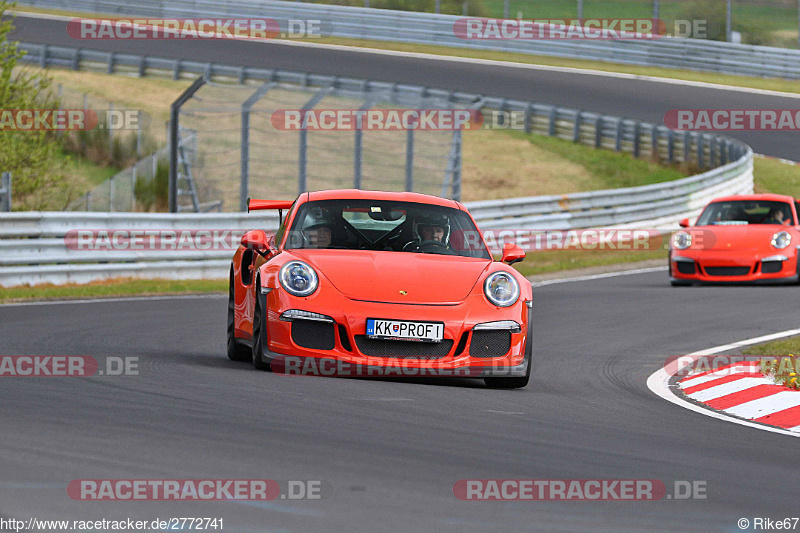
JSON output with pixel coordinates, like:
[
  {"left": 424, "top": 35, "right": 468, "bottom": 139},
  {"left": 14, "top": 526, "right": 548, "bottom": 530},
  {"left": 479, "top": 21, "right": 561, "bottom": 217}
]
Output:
[
  {"left": 251, "top": 281, "right": 272, "bottom": 371},
  {"left": 227, "top": 269, "right": 251, "bottom": 362}
]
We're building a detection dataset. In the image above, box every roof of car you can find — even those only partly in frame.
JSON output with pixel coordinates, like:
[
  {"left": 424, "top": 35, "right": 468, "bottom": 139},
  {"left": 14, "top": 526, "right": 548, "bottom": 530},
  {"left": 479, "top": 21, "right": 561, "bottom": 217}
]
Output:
[
  {"left": 709, "top": 193, "right": 796, "bottom": 204},
  {"left": 305, "top": 189, "right": 461, "bottom": 209}
]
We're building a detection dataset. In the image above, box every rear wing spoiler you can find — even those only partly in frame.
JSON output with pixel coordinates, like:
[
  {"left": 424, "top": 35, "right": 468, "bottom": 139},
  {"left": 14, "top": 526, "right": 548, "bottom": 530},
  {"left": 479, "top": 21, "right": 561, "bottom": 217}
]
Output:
[
  {"left": 248, "top": 198, "right": 294, "bottom": 224},
  {"left": 247, "top": 198, "right": 294, "bottom": 213}
]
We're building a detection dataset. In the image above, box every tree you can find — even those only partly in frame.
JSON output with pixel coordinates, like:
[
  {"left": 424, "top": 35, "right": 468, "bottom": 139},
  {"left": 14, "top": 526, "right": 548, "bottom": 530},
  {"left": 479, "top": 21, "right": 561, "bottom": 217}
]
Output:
[{"left": 0, "top": 1, "right": 69, "bottom": 210}]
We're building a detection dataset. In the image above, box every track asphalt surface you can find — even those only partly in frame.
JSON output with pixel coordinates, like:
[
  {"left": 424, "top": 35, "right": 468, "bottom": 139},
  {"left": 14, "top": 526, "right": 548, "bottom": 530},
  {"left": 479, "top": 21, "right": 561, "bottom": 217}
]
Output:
[
  {"left": 1, "top": 273, "right": 799, "bottom": 531},
  {"left": 4, "top": 15, "right": 800, "bottom": 531},
  {"left": 9, "top": 14, "right": 800, "bottom": 160}
]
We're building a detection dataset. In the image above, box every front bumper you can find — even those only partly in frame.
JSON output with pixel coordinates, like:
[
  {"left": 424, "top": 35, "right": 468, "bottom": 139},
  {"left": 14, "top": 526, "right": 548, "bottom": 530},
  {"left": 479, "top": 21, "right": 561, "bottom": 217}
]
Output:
[
  {"left": 670, "top": 249, "right": 799, "bottom": 283},
  {"left": 260, "top": 290, "right": 532, "bottom": 375}
]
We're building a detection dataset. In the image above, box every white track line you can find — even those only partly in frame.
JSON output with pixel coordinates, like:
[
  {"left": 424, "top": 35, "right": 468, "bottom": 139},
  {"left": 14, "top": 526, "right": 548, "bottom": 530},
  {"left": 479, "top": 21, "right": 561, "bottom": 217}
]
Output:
[
  {"left": 647, "top": 327, "right": 800, "bottom": 438},
  {"left": 12, "top": 11, "right": 800, "bottom": 99}
]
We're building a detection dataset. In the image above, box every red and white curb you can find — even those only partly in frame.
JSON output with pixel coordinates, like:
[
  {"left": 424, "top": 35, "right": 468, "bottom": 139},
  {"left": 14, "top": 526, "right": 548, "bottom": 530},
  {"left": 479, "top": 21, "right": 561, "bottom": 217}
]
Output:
[
  {"left": 648, "top": 328, "right": 800, "bottom": 438},
  {"left": 678, "top": 361, "right": 800, "bottom": 432}
]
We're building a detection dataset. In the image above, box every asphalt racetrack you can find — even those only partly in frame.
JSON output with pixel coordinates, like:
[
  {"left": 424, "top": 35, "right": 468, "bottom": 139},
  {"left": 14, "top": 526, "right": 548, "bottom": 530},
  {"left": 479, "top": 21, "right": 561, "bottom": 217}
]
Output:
[
  {"left": 3, "top": 13, "right": 800, "bottom": 532},
  {"left": 9, "top": 14, "right": 800, "bottom": 160},
  {"left": 1, "top": 272, "right": 799, "bottom": 532}
]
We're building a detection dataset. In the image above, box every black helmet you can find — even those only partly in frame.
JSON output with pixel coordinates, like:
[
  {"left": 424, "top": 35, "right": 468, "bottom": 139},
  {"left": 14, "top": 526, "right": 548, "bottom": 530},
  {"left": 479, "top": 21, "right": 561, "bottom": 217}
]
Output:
[
  {"left": 414, "top": 213, "right": 450, "bottom": 244},
  {"left": 302, "top": 206, "right": 333, "bottom": 232}
]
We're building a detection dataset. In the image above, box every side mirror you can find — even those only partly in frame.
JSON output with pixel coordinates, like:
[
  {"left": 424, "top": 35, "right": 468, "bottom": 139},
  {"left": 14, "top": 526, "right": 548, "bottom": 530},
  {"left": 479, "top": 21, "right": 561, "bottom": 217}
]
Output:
[
  {"left": 501, "top": 242, "right": 525, "bottom": 265},
  {"left": 679, "top": 218, "right": 690, "bottom": 228},
  {"left": 241, "top": 230, "right": 269, "bottom": 250}
]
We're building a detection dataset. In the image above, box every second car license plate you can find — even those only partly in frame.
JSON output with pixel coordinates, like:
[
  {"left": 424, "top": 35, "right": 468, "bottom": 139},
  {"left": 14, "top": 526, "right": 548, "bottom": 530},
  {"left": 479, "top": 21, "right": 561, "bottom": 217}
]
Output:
[{"left": 366, "top": 318, "right": 444, "bottom": 343}]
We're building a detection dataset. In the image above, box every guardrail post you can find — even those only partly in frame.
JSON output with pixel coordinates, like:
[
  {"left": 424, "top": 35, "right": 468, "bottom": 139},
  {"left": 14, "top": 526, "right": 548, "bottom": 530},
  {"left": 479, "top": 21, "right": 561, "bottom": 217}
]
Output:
[
  {"left": 683, "top": 131, "right": 690, "bottom": 163},
  {"left": 405, "top": 128, "right": 414, "bottom": 192},
  {"left": 572, "top": 111, "right": 582, "bottom": 143},
  {"left": 594, "top": 117, "right": 603, "bottom": 148},
  {"left": 39, "top": 44, "right": 47, "bottom": 68},
  {"left": 524, "top": 103, "right": 533, "bottom": 134},
  {"left": 1, "top": 172, "right": 11, "bottom": 212},
  {"left": 697, "top": 135, "right": 705, "bottom": 168},
  {"left": 710, "top": 137, "right": 718, "bottom": 167},
  {"left": 452, "top": 129, "right": 462, "bottom": 202},
  {"left": 548, "top": 106, "right": 556, "bottom": 137},
  {"left": 614, "top": 119, "right": 623, "bottom": 152},
  {"left": 667, "top": 129, "right": 675, "bottom": 163},
  {"left": 651, "top": 125, "right": 659, "bottom": 160},
  {"left": 632, "top": 122, "right": 641, "bottom": 158}
]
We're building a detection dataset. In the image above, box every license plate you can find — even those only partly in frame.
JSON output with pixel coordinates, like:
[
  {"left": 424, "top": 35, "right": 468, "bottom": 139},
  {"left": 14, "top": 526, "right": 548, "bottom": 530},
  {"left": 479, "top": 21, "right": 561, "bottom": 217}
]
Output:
[{"left": 366, "top": 318, "right": 444, "bottom": 343}]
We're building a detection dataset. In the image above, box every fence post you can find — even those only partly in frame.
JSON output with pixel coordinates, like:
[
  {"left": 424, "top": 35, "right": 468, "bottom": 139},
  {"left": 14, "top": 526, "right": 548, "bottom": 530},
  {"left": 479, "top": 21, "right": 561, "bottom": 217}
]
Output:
[
  {"left": 169, "top": 75, "right": 207, "bottom": 213},
  {"left": 632, "top": 122, "right": 641, "bottom": 158},
  {"left": 572, "top": 111, "right": 582, "bottom": 142}
]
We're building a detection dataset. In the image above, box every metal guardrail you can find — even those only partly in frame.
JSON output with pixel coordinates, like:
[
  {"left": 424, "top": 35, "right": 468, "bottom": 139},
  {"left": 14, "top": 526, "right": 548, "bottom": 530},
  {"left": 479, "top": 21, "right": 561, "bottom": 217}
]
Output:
[
  {"left": 468, "top": 151, "right": 754, "bottom": 230},
  {"left": 17, "top": 0, "right": 800, "bottom": 79},
  {"left": 0, "top": 173, "right": 11, "bottom": 212},
  {"left": 0, "top": 212, "right": 279, "bottom": 287},
  {"left": 0, "top": 155, "right": 752, "bottom": 286}
]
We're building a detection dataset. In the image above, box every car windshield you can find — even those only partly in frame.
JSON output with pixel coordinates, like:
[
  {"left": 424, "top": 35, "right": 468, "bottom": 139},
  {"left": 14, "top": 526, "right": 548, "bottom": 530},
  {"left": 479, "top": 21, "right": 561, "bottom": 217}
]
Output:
[
  {"left": 695, "top": 200, "right": 795, "bottom": 226},
  {"left": 284, "top": 199, "right": 491, "bottom": 259}
]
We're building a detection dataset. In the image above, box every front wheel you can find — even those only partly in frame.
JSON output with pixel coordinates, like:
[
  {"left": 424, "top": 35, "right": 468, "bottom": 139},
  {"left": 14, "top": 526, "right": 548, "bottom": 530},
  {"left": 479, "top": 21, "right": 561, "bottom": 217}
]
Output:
[{"left": 251, "top": 285, "right": 272, "bottom": 371}]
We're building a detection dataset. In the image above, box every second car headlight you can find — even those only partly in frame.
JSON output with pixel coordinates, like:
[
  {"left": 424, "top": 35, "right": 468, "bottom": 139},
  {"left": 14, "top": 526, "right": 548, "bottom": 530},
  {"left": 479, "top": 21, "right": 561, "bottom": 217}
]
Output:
[
  {"left": 671, "top": 231, "right": 692, "bottom": 250},
  {"left": 279, "top": 261, "right": 319, "bottom": 297},
  {"left": 484, "top": 272, "right": 520, "bottom": 307},
  {"left": 771, "top": 231, "right": 792, "bottom": 249}
]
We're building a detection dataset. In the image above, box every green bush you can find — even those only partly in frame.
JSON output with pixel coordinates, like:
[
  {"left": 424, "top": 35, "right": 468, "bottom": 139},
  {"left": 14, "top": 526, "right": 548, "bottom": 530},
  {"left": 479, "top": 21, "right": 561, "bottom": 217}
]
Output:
[
  {"left": 0, "top": 2, "right": 70, "bottom": 210},
  {"left": 133, "top": 159, "right": 169, "bottom": 212},
  {"left": 676, "top": 0, "right": 726, "bottom": 41}
]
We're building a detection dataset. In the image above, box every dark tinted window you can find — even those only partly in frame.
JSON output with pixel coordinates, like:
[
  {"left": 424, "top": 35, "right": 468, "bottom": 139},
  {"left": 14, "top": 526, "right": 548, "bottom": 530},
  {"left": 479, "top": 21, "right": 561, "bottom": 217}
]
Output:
[{"left": 285, "top": 199, "right": 491, "bottom": 259}]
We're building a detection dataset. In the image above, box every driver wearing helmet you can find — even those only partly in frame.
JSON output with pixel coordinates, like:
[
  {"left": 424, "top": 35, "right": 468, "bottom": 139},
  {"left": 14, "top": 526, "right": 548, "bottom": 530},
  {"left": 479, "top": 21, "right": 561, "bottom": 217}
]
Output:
[
  {"left": 301, "top": 207, "right": 333, "bottom": 248},
  {"left": 404, "top": 213, "right": 450, "bottom": 252}
]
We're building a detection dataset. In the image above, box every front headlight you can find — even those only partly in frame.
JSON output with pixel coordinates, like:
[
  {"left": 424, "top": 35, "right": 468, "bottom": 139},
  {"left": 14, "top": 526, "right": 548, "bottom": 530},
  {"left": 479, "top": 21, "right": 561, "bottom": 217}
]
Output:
[
  {"left": 771, "top": 231, "right": 792, "bottom": 249},
  {"left": 483, "top": 272, "right": 520, "bottom": 307},
  {"left": 671, "top": 231, "right": 692, "bottom": 250},
  {"left": 279, "top": 261, "right": 319, "bottom": 297}
]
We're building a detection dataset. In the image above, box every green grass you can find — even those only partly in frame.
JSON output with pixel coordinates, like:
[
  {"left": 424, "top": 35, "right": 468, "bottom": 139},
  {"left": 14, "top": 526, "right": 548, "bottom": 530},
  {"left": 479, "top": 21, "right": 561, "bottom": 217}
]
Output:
[
  {"left": 0, "top": 278, "right": 226, "bottom": 303},
  {"left": 511, "top": 243, "right": 666, "bottom": 277},
  {"left": 743, "top": 336, "right": 800, "bottom": 390},
  {"left": 753, "top": 156, "right": 800, "bottom": 197},
  {"left": 510, "top": 131, "right": 686, "bottom": 189}
]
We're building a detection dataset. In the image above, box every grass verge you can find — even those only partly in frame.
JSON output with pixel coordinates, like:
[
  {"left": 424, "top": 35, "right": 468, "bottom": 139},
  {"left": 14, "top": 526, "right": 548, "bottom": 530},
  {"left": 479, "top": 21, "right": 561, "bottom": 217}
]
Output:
[
  {"left": 0, "top": 278, "right": 226, "bottom": 303},
  {"left": 743, "top": 336, "right": 800, "bottom": 390}
]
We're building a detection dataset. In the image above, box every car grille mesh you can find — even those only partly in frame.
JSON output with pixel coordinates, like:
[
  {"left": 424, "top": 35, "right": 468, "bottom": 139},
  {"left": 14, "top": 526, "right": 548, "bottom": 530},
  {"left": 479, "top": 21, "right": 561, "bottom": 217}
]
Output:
[
  {"left": 761, "top": 261, "right": 783, "bottom": 274},
  {"left": 704, "top": 266, "right": 751, "bottom": 276},
  {"left": 291, "top": 320, "right": 335, "bottom": 350},
  {"left": 354, "top": 336, "right": 453, "bottom": 358},
  {"left": 675, "top": 262, "right": 696, "bottom": 275},
  {"left": 469, "top": 330, "right": 512, "bottom": 358}
]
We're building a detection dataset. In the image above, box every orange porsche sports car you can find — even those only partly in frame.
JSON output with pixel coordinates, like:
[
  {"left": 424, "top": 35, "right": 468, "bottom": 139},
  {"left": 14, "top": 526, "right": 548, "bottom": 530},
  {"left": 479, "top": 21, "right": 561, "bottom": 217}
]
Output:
[
  {"left": 669, "top": 194, "right": 800, "bottom": 285},
  {"left": 226, "top": 190, "right": 533, "bottom": 388}
]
